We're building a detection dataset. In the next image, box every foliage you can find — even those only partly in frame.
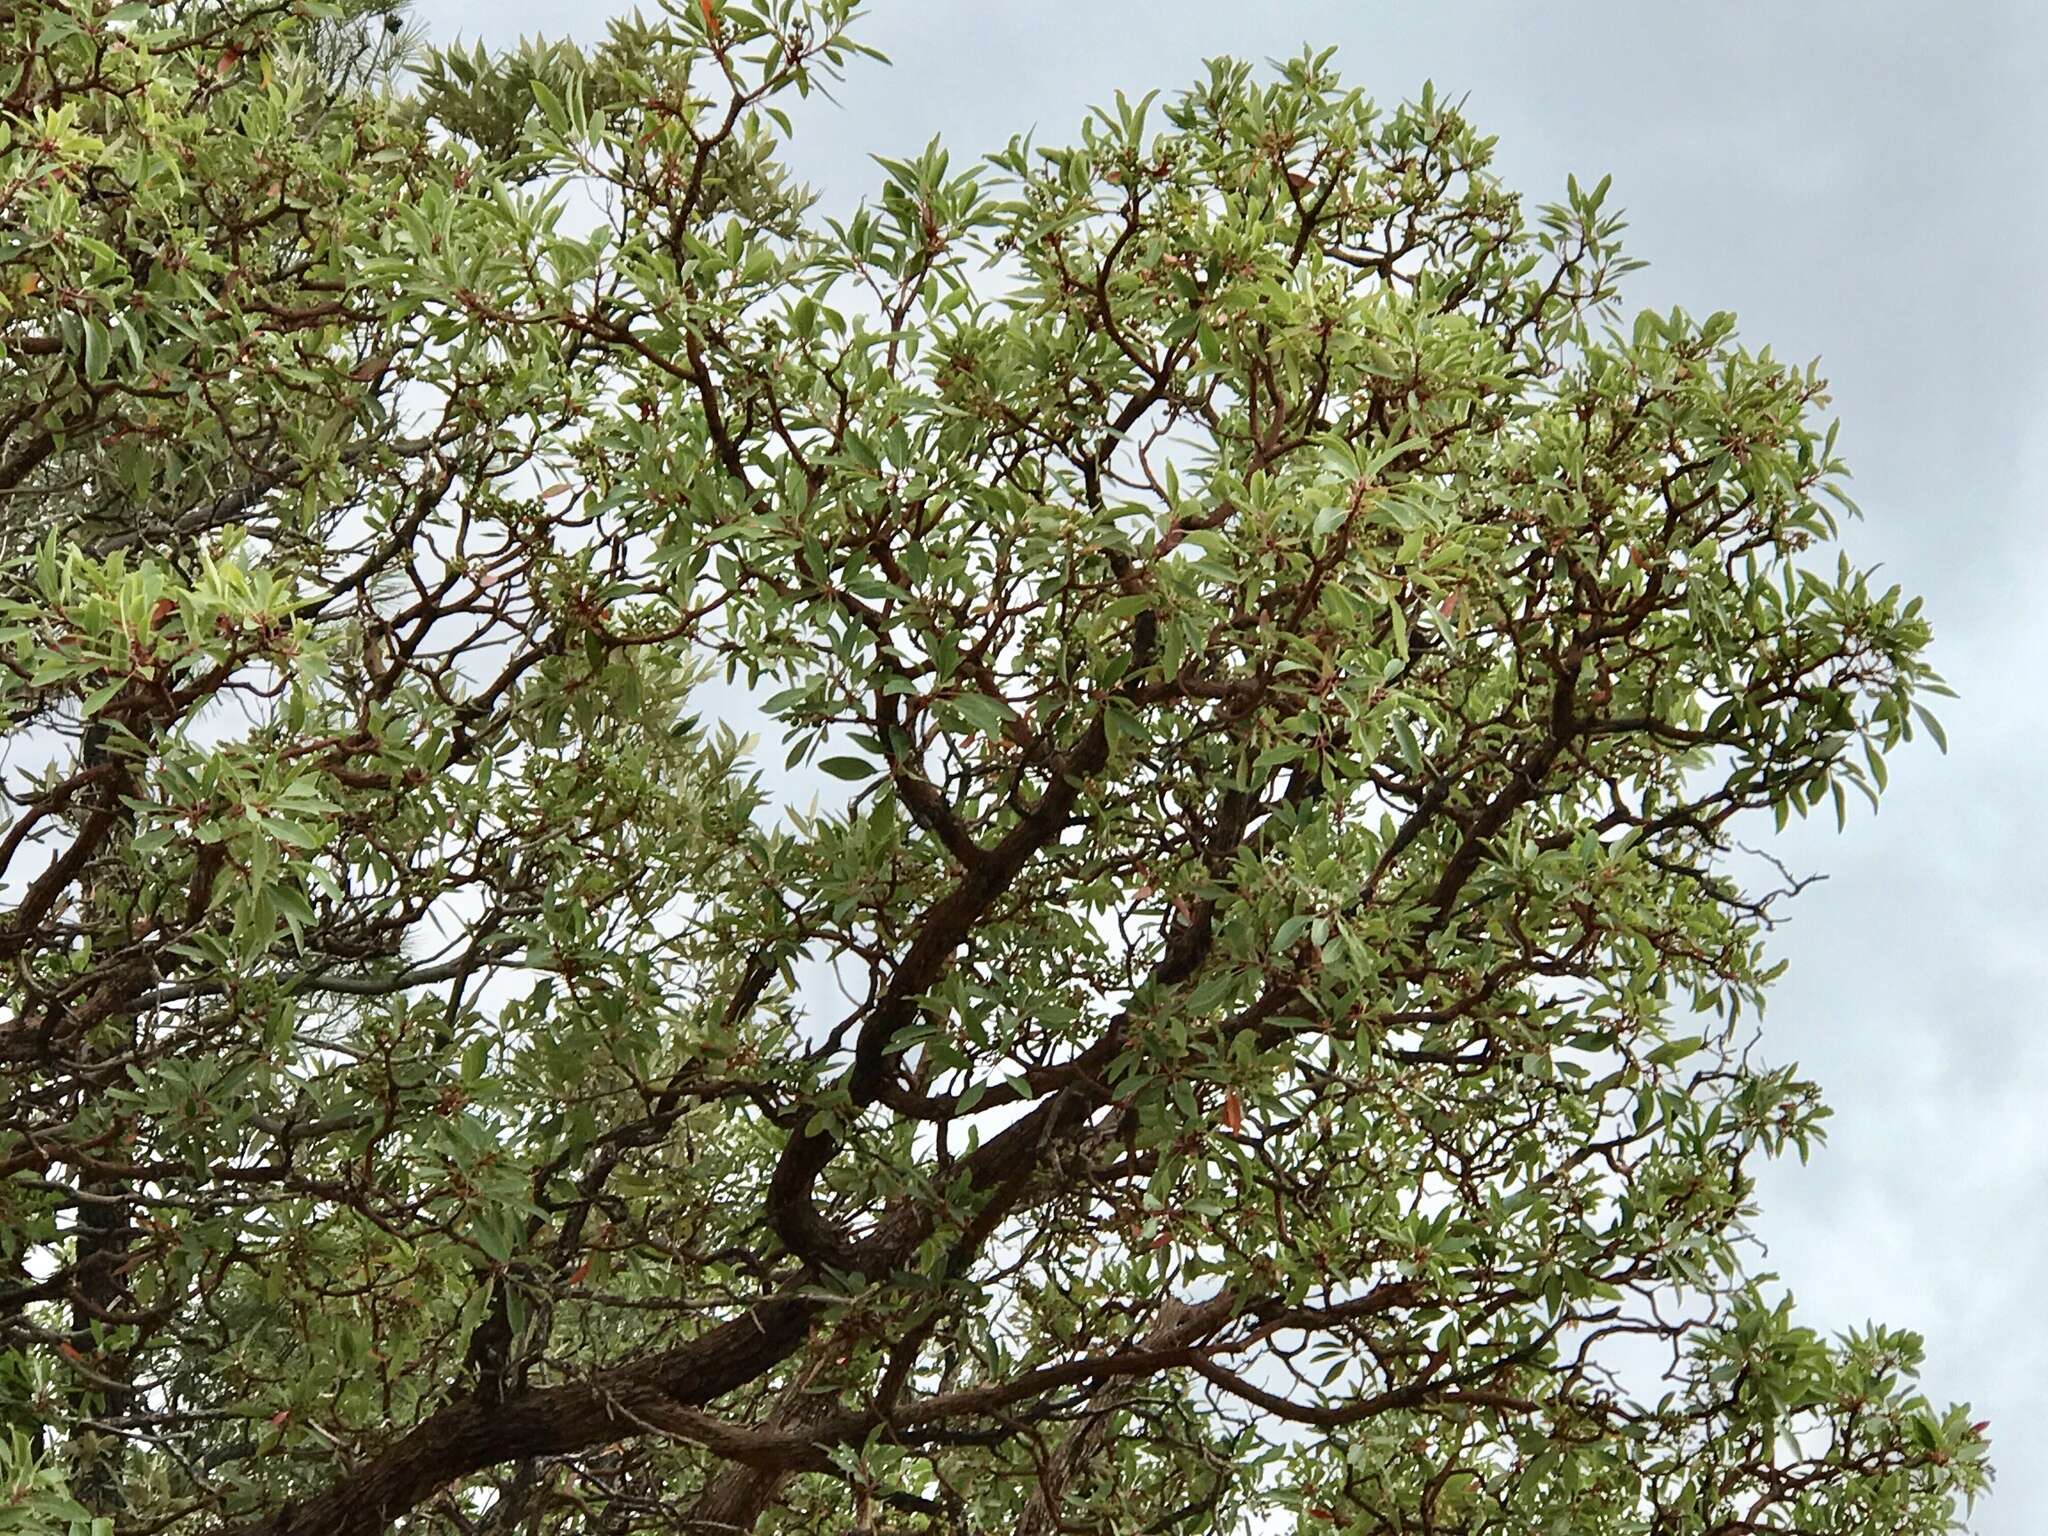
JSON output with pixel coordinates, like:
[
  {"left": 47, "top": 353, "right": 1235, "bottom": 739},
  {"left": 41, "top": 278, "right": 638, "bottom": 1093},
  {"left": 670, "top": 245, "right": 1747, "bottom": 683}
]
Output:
[{"left": 0, "top": 2, "right": 1983, "bottom": 1534}]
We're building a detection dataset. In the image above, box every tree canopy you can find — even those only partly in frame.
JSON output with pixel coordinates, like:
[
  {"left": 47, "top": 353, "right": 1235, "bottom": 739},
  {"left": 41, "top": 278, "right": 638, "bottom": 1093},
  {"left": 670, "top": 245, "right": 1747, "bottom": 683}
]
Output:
[{"left": 0, "top": 2, "right": 1987, "bottom": 1533}]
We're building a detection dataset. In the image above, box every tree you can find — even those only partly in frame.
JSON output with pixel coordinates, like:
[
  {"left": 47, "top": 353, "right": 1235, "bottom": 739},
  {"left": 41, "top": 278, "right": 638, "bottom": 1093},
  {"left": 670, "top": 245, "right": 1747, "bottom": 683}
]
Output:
[{"left": 0, "top": 2, "right": 1987, "bottom": 1533}]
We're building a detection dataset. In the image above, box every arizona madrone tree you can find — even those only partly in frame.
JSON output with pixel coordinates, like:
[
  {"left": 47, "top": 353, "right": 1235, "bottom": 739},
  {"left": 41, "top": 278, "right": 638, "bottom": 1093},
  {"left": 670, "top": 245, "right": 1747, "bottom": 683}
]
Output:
[{"left": 0, "top": 2, "right": 1986, "bottom": 1533}]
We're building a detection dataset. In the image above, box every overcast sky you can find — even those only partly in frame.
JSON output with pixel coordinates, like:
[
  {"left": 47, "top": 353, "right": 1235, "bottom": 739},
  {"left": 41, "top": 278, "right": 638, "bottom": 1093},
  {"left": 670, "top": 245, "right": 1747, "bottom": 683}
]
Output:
[{"left": 413, "top": 2, "right": 2048, "bottom": 1527}]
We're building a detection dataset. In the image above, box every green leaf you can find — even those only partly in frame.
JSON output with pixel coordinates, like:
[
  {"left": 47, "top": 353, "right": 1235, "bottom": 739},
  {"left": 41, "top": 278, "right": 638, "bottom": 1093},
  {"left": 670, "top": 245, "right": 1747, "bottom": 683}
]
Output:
[
  {"left": 817, "top": 755, "right": 878, "bottom": 781},
  {"left": 1646, "top": 1036, "right": 1706, "bottom": 1067},
  {"left": 940, "top": 691, "right": 1016, "bottom": 737},
  {"left": 530, "top": 79, "right": 568, "bottom": 133}
]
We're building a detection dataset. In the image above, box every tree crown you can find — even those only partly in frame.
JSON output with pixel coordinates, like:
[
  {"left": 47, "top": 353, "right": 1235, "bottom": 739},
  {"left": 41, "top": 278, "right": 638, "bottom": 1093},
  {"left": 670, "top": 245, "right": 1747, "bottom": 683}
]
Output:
[{"left": 0, "top": 3, "right": 1982, "bottom": 1534}]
